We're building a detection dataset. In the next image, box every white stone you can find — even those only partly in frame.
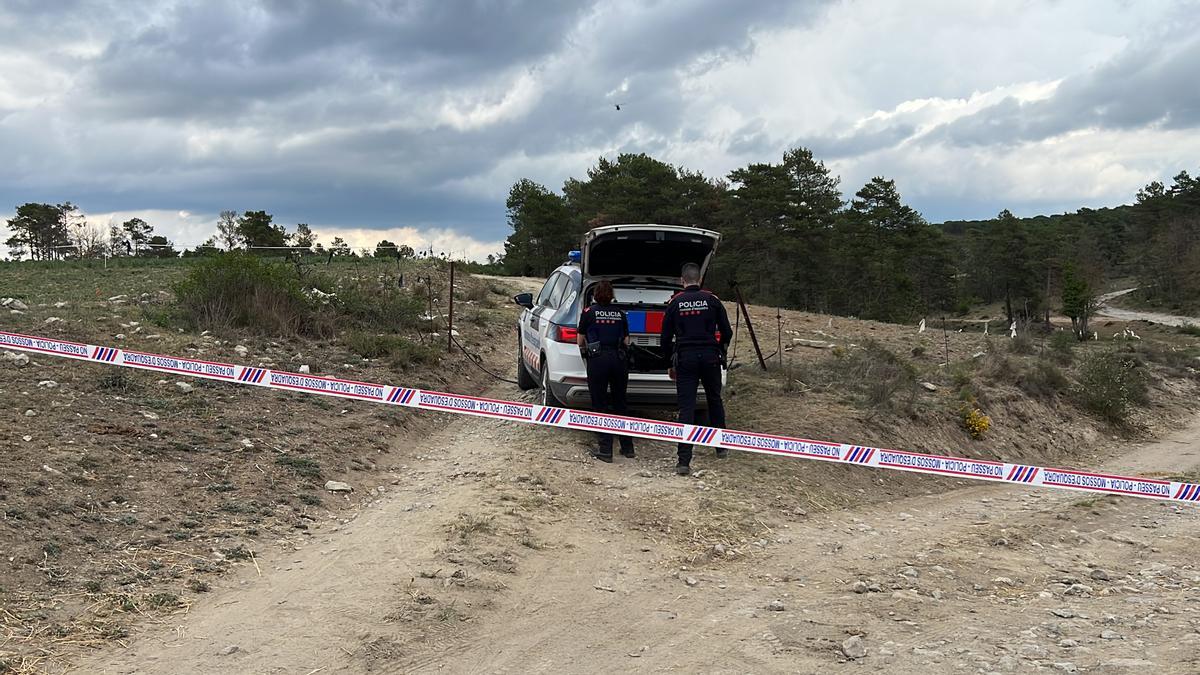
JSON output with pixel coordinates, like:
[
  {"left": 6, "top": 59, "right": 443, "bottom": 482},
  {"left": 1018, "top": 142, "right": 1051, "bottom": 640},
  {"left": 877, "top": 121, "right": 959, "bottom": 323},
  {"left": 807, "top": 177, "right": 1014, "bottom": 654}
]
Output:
[
  {"left": 325, "top": 481, "right": 353, "bottom": 493},
  {"left": 175, "top": 382, "right": 194, "bottom": 393},
  {"left": 2, "top": 351, "right": 29, "bottom": 367},
  {"left": 842, "top": 635, "right": 867, "bottom": 659},
  {"left": 37, "top": 380, "right": 58, "bottom": 388},
  {"left": 298, "top": 365, "right": 310, "bottom": 374}
]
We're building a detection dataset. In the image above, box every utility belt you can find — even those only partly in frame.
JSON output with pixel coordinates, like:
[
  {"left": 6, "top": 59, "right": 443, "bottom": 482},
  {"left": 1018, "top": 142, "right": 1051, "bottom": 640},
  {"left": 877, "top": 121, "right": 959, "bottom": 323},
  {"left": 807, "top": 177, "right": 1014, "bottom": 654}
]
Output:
[
  {"left": 584, "top": 341, "right": 625, "bottom": 359},
  {"left": 671, "top": 344, "right": 728, "bottom": 368}
]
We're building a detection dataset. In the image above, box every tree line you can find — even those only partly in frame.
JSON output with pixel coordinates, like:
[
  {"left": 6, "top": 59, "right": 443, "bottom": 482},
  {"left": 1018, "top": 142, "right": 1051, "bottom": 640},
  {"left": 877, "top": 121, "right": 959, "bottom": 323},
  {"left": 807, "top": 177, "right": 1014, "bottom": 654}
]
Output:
[
  {"left": 4, "top": 203, "right": 180, "bottom": 260},
  {"left": 4, "top": 206, "right": 427, "bottom": 262},
  {"left": 501, "top": 151, "right": 1200, "bottom": 335}
]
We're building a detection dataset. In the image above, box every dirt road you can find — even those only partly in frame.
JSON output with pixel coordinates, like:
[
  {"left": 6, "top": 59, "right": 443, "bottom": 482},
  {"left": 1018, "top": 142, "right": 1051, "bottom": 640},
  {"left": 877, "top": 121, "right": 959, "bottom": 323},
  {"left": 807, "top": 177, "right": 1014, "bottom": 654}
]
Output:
[
  {"left": 72, "top": 391, "right": 1200, "bottom": 674},
  {"left": 1096, "top": 288, "right": 1200, "bottom": 328}
]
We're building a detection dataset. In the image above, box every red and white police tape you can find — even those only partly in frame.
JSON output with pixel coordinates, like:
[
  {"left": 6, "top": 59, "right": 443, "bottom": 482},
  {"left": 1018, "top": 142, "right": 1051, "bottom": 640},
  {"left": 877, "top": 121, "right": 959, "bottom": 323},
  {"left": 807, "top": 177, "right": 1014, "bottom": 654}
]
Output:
[{"left": 4, "top": 329, "right": 1197, "bottom": 505}]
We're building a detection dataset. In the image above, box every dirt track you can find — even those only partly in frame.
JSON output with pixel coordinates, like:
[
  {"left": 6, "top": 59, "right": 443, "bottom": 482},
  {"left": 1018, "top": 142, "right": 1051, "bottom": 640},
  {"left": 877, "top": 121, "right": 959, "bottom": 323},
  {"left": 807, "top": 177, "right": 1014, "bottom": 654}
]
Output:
[
  {"left": 1096, "top": 289, "right": 1200, "bottom": 328},
  {"left": 73, "top": 395, "right": 1200, "bottom": 674}
]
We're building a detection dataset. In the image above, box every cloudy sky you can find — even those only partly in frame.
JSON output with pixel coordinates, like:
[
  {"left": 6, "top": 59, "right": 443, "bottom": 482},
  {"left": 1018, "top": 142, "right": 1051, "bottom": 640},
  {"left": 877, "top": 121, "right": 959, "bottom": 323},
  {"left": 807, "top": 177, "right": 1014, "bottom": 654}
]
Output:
[{"left": 2, "top": 0, "right": 1198, "bottom": 259}]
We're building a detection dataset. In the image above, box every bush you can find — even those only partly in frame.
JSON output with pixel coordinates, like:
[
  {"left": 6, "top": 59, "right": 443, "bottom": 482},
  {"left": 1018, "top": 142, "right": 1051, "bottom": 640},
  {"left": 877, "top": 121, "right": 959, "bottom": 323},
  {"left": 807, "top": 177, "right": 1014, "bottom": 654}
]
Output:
[
  {"left": 1008, "top": 333, "right": 1036, "bottom": 355},
  {"left": 1049, "top": 330, "right": 1077, "bottom": 364},
  {"left": 1131, "top": 342, "right": 1199, "bottom": 377},
  {"left": 332, "top": 281, "right": 424, "bottom": 333},
  {"left": 1074, "top": 350, "right": 1149, "bottom": 424},
  {"left": 1018, "top": 359, "right": 1070, "bottom": 399},
  {"left": 1180, "top": 322, "right": 1200, "bottom": 337},
  {"left": 950, "top": 364, "right": 978, "bottom": 403},
  {"left": 960, "top": 405, "right": 991, "bottom": 439},
  {"left": 803, "top": 340, "right": 917, "bottom": 412},
  {"left": 344, "top": 331, "right": 437, "bottom": 367},
  {"left": 175, "top": 254, "right": 329, "bottom": 336}
]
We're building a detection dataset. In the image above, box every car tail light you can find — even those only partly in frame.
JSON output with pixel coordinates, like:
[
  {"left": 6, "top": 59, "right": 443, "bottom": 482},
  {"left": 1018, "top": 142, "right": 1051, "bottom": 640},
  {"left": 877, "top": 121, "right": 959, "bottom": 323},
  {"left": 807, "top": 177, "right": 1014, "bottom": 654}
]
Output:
[{"left": 552, "top": 325, "right": 578, "bottom": 343}]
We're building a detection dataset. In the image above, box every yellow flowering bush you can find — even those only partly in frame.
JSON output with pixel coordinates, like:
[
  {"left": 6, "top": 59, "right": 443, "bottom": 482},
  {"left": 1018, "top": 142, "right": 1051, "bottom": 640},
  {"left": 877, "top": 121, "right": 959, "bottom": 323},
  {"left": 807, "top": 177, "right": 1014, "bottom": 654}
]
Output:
[{"left": 960, "top": 406, "right": 991, "bottom": 439}]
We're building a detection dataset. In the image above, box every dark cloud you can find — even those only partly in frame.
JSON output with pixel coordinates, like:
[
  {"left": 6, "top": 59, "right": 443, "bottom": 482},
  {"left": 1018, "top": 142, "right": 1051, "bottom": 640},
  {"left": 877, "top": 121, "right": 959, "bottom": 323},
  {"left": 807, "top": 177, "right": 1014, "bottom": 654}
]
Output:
[
  {"left": 2, "top": 0, "right": 1196, "bottom": 250},
  {"left": 927, "top": 36, "right": 1200, "bottom": 148},
  {"left": 798, "top": 123, "right": 918, "bottom": 159},
  {"left": 3, "top": 0, "right": 828, "bottom": 244}
]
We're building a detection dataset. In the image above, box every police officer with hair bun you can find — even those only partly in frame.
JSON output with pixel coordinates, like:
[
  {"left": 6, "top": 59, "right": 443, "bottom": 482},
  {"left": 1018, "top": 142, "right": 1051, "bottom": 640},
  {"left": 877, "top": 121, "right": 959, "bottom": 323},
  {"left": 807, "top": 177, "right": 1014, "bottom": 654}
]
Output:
[
  {"left": 661, "top": 262, "right": 732, "bottom": 475},
  {"left": 577, "top": 280, "right": 635, "bottom": 462}
]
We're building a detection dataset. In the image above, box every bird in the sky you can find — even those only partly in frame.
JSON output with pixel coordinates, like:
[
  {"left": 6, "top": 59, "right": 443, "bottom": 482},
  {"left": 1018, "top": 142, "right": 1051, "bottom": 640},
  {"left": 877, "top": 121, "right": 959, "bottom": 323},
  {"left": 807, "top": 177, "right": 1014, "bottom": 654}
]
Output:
[{"left": 614, "top": 103, "right": 624, "bottom": 111}]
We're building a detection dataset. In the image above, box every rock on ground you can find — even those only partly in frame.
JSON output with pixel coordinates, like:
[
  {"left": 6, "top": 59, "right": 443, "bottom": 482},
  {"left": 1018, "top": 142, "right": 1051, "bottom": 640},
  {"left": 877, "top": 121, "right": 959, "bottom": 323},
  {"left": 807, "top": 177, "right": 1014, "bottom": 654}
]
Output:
[
  {"left": 842, "top": 635, "right": 867, "bottom": 659},
  {"left": 325, "top": 481, "right": 353, "bottom": 493}
]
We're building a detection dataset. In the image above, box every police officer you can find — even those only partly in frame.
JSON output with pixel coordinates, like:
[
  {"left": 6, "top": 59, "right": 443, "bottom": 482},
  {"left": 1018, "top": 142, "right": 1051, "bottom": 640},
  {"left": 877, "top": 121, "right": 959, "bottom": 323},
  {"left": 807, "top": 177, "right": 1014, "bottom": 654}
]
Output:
[
  {"left": 661, "top": 262, "right": 732, "bottom": 475},
  {"left": 577, "top": 280, "right": 635, "bottom": 462}
]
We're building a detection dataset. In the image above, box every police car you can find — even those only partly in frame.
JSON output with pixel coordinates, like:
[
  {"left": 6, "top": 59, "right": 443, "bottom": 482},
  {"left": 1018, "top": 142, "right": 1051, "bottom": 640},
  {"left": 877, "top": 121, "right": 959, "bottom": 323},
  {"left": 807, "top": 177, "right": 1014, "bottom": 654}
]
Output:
[{"left": 513, "top": 223, "right": 724, "bottom": 409}]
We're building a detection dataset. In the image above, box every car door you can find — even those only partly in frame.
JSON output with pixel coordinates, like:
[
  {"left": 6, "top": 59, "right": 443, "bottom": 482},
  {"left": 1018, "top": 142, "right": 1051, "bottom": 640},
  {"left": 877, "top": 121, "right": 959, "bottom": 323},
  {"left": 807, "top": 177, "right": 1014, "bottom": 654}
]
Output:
[{"left": 522, "top": 273, "right": 561, "bottom": 373}]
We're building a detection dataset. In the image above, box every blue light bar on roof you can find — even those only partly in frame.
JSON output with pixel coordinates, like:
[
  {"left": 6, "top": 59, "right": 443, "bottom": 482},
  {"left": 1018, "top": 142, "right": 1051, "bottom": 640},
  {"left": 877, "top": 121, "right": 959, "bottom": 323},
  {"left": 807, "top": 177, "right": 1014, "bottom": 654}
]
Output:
[{"left": 567, "top": 250, "right": 582, "bottom": 263}]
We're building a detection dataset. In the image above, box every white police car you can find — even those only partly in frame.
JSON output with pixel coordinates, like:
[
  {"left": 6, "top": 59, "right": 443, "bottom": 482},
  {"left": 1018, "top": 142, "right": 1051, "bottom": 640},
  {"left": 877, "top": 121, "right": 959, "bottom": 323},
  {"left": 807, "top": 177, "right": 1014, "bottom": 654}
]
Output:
[{"left": 513, "top": 223, "right": 724, "bottom": 409}]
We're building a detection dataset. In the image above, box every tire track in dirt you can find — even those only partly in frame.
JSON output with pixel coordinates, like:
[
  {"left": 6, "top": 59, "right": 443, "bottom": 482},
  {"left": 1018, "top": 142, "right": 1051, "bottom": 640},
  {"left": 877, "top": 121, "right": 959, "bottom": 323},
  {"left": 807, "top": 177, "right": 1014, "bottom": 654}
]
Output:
[
  {"left": 72, "top": 404, "right": 1200, "bottom": 674},
  {"left": 401, "top": 415, "right": 1200, "bottom": 674}
]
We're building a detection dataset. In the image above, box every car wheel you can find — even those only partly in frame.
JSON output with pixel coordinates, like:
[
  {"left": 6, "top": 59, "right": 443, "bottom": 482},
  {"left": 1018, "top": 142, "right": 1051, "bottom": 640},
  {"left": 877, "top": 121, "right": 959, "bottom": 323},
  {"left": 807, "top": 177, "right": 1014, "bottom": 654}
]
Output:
[
  {"left": 516, "top": 335, "right": 537, "bottom": 391},
  {"left": 541, "top": 358, "right": 565, "bottom": 407}
]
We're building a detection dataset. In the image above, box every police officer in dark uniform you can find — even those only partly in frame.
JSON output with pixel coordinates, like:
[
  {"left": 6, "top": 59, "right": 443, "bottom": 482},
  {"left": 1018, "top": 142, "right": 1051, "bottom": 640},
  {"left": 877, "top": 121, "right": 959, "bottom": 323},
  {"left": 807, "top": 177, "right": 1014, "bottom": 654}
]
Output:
[
  {"left": 577, "top": 280, "right": 635, "bottom": 462},
  {"left": 661, "top": 262, "right": 732, "bottom": 475}
]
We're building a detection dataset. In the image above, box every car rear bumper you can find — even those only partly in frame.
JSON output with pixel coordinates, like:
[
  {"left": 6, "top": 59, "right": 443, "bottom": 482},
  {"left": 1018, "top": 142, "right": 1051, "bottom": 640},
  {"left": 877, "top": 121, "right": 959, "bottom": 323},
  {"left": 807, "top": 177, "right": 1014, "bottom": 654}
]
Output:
[
  {"left": 550, "top": 376, "right": 714, "bottom": 410},
  {"left": 541, "top": 338, "right": 725, "bottom": 410}
]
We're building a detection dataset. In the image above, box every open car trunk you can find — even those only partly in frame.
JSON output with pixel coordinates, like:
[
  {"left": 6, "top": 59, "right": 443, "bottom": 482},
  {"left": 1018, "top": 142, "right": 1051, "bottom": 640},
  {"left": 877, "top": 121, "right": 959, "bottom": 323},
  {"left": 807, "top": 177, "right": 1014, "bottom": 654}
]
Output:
[
  {"left": 580, "top": 283, "right": 677, "bottom": 373},
  {"left": 580, "top": 224, "right": 721, "bottom": 374},
  {"left": 582, "top": 224, "right": 720, "bottom": 282}
]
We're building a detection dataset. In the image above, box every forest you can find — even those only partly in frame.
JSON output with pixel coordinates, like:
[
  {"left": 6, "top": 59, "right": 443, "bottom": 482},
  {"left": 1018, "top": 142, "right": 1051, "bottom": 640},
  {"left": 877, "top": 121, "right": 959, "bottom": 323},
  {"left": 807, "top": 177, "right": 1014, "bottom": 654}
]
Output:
[{"left": 501, "top": 151, "right": 1200, "bottom": 330}]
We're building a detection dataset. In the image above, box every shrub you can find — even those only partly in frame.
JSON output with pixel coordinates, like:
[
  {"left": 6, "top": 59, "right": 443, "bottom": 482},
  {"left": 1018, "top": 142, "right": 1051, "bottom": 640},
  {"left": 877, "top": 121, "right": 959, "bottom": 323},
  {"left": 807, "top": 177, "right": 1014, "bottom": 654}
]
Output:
[
  {"left": 1131, "top": 342, "right": 1199, "bottom": 378},
  {"left": 803, "top": 340, "right": 917, "bottom": 412},
  {"left": 951, "top": 364, "right": 978, "bottom": 403},
  {"left": 344, "top": 331, "right": 437, "bottom": 367},
  {"left": 1018, "top": 359, "right": 1071, "bottom": 399},
  {"left": 1074, "top": 350, "right": 1149, "bottom": 424},
  {"left": 1008, "top": 333, "right": 1036, "bottom": 355},
  {"left": 960, "top": 406, "right": 991, "bottom": 439},
  {"left": 1180, "top": 322, "right": 1200, "bottom": 337},
  {"left": 175, "top": 254, "right": 328, "bottom": 336},
  {"left": 983, "top": 353, "right": 1019, "bottom": 384},
  {"left": 332, "top": 281, "right": 424, "bottom": 333},
  {"left": 1049, "top": 330, "right": 1077, "bottom": 364}
]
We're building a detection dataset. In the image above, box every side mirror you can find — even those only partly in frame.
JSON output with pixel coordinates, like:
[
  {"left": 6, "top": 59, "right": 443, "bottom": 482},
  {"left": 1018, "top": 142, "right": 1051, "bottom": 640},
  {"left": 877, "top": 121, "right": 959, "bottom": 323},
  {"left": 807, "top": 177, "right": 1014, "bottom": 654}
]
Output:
[{"left": 513, "top": 292, "right": 534, "bottom": 309}]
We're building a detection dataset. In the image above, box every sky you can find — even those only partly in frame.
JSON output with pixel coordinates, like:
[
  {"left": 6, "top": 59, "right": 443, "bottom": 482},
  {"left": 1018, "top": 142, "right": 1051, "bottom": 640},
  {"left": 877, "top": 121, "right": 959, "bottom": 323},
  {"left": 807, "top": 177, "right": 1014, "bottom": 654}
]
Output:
[{"left": 2, "top": 0, "right": 1198, "bottom": 259}]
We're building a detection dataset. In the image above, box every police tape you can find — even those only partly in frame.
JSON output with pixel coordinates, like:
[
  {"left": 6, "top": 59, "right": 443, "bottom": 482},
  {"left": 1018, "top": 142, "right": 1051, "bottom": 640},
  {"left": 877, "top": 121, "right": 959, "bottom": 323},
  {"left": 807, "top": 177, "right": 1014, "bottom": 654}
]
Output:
[{"left": 4, "top": 329, "right": 1197, "bottom": 505}]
